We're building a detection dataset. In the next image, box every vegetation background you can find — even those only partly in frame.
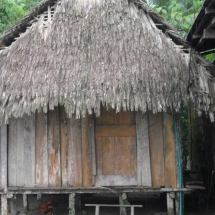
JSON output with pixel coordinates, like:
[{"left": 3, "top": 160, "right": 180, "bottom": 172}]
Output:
[{"left": 0, "top": 0, "right": 204, "bottom": 37}]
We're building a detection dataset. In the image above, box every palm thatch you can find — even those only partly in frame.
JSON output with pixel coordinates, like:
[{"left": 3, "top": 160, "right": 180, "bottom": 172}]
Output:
[{"left": 0, "top": 0, "right": 214, "bottom": 123}]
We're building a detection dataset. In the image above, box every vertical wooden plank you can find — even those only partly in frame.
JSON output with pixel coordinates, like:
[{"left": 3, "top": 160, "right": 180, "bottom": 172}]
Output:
[
  {"left": 35, "top": 111, "right": 48, "bottom": 187},
  {"left": 67, "top": 118, "right": 74, "bottom": 187},
  {"left": 136, "top": 112, "right": 152, "bottom": 186},
  {"left": 23, "top": 115, "right": 35, "bottom": 187},
  {"left": 114, "top": 137, "right": 124, "bottom": 175},
  {"left": 48, "top": 107, "right": 61, "bottom": 187},
  {"left": 82, "top": 115, "right": 92, "bottom": 186},
  {"left": 102, "top": 108, "right": 115, "bottom": 124},
  {"left": 1, "top": 194, "right": 7, "bottom": 215},
  {"left": 8, "top": 119, "right": 17, "bottom": 186},
  {"left": 129, "top": 137, "right": 137, "bottom": 175},
  {"left": 71, "top": 118, "right": 82, "bottom": 187},
  {"left": 149, "top": 112, "right": 165, "bottom": 187},
  {"left": 102, "top": 137, "right": 115, "bottom": 175},
  {"left": 89, "top": 114, "right": 96, "bottom": 185},
  {"left": 60, "top": 107, "right": 69, "bottom": 187},
  {"left": 115, "top": 110, "right": 135, "bottom": 125},
  {"left": 16, "top": 118, "right": 25, "bottom": 186},
  {"left": 163, "top": 113, "right": 177, "bottom": 188},
  {"left": 96, "top": 137, "right": 103, "bottom": 175},
  {"left": 1, "top": 124, "right": 7, "bottom": 189}
]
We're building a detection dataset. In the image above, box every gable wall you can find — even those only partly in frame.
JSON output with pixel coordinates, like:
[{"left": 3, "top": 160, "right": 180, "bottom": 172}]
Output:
[{"left": 3, "top": 106, "right": 177, "bottom": 188}]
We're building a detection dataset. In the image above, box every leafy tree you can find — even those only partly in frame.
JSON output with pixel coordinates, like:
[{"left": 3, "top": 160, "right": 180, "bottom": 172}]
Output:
[
  {"left": 147, "top": 0, "right": 203, "bottom": 38},
  {"left": 0, "top": 0, "right": 42, "bottom": 35}
]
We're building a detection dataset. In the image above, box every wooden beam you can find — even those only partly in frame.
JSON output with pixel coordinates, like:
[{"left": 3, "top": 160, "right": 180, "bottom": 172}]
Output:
[{"left": 4, "top": 187, "right": 193, "bottom": 195}]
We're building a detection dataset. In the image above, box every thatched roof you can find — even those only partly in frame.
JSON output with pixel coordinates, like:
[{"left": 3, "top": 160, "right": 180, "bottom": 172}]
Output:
[{"left": 0, "top": 0, "right": 215, "bottom": 123}]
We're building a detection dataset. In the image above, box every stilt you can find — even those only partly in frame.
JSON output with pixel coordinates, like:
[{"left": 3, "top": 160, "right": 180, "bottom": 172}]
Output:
[
  {"left": 10, "top": 195, "right": 17, "bottom": 215},
  {"left": 119, "top": 193, "right": 127, "bottom": 215},
  {"left": 175, "top": 193, "right": 179, "bottom": 215},
  {"left": 1, "top": 194, "right": 8, "bottom": 215},
  {"left": 23, "top": 194, "right": 28, "bottom": 211},
  {"left": 167, "top": 192, "right": 175, "bottom": 215},
  {"left": 37, "top": 193, "right": 42, "bottom": 202},
  {"left": 69, "top": 193, "right": 76, "bottom": 215}
]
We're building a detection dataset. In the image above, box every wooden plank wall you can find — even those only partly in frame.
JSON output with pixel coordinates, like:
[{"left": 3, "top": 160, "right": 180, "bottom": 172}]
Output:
[
  {"left": 6, "top": 106, "right": 177, "bottom": 189},
  {"left": 149, "top": 112, "right": 177, "bottom": 188},
  {"left": 8, "top": 107, "right": 95, "bottom": 188}
]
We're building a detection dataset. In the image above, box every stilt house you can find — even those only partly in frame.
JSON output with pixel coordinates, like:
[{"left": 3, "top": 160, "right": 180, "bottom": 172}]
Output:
[{"left": 0, "top": 0, "right": 215, "bottom": 214}]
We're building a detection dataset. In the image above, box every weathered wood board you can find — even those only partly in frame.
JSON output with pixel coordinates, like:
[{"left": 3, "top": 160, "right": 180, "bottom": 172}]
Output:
[
  {"left": 71, "top": 117, "right": 82, "bottom": 187},
  {"left": 9, "top": 115, "right": 35, "bottom": 187},
  {"left": 136, "top": 112, "right": 152, "bottom": 186},
  {"left": 60, "top": 107, "right": 70, "bottom": 187},
  {"left": 48, "top": 107, "right": 61, "bottom": 187},
  {"left": 8, "top": 118, "right": 17, "bottom": 186},
  {"left": 95, "top": 107, "right": 137, "bottom": 186},
  {"left": 35, "top": 111, "right": 48, "bottom": 187},
  {"left": 149, "top": 112, "right": 165, "bottom": 187},
  {"left": 163, "top": 113, "right": 177, "bottom": 188},
  {"left": 82, "top": 115, "right": 93, "bottom": 187}
]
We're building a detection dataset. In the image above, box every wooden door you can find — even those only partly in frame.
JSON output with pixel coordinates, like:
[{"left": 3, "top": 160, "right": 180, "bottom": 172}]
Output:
[{"left": 95, "top": 107, "right": 137, "bottom": 186}]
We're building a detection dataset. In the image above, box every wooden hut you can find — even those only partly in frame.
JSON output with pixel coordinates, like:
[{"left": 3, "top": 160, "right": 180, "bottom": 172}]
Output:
[{"left": 0, "top": 0, "right": 215, "bottom": 214}]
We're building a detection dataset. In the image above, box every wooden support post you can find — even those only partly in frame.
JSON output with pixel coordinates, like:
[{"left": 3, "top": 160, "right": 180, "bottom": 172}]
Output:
[
  {"left": 119, "top": 193, "right": 127, "bottom": 215},
  {"left": 23, "top": 194, "right": 28, "bottom": 211},
  {"left": 69, "top": 193, "right": 76, "bottom": 215},
  {"left": 10, "top": 195, "right": 17, "bottom": 215},
  {"left": 37, "top": 193, "right": 42, "bottom": 202},
  {"left": 175, "top": 193, "right": 179, "bottom": 215},
  {"left": 130, "top": 206, "right": 134, "bottom": 215},
  {"left": 167, "top": 192, "right": 175, "bottom": 215},
  {"left": 95, "top": 205, "right": 99, "bottom": 215},
  {"left": 1, "top": 194, "right": 8, "bottom": 215}
]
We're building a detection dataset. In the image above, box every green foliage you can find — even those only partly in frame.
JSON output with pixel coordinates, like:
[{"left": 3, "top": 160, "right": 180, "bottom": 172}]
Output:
[
  {"left": 204, "top": 53, "right": 215, "bottom": 63},
  {"left": 148, "top": 0, "right": 203, "bottom": 38},
  {"left": 122, "top": 199, "right": 130, "bottom": 205},
  {"left": 0, "top": 0, "right": 41, "bottom": 35}
]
